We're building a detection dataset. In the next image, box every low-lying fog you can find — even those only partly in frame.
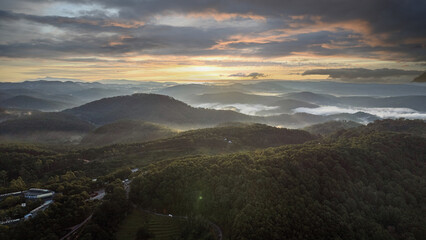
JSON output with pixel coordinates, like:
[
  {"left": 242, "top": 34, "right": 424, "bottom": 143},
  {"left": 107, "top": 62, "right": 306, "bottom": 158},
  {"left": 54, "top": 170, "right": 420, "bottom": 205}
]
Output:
[
  {"left": 293, "top": 106, "right": 426, "bottom": 119},
  {"left": 195, "top": 103, "right": 280, "bottom": 116},
  {"left": 193, "top": 102, "right": 426, "bottom": 120}
]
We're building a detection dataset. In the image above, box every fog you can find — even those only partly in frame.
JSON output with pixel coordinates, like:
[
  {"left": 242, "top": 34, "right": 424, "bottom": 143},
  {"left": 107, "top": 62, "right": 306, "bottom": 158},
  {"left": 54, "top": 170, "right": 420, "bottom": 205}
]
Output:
[
  {"left": 195, "top": 103, "right": 279, "bottom": 116},
  {"left": 293, "top": 106, "right": 426, "bottom": 120}
]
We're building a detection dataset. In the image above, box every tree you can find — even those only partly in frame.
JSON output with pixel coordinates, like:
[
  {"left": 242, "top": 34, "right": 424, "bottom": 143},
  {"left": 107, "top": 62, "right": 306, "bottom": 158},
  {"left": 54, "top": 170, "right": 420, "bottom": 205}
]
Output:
[
  {"left": 9, "top": 176, "right": 26, "bottom": 191},
  {"left": 0, "top": 170, "right": 7, "bottom": 187}
]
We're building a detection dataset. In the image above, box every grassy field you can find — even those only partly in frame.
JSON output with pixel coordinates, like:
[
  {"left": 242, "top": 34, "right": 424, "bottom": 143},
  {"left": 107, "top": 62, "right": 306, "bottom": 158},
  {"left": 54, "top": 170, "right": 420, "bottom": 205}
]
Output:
[{"left": 116, "top": 208, "right": 183, "bottom": 240}]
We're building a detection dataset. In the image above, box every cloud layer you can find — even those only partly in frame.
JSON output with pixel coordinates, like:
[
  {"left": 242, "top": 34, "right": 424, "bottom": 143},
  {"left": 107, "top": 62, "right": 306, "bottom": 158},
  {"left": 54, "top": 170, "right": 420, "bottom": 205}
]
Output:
[
  {"left": 302, "top": 68, "right": 423, "bottom": 81},
  {"left": 0, "top": 0, "right": 425, "bottom": 81},
  {"left": 294, "top": 106, "right": 426, "bottom": 119}
]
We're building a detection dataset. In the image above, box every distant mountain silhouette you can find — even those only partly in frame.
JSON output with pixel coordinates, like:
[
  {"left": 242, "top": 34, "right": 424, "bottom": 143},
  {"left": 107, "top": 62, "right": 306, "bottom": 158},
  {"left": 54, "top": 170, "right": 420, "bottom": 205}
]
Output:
[
  {"left": 0, "top": 112, "right": 94, "bottom": 134},
  {"left": 64, "top": 93, "right": 253, "bottom": 126},
  {"left": 0, "top": 95, "right": 72, "bottom": 111},
  {"left": 0, "top": 112, "right": 94, "bottom": 144},
  {"left": 283, "top": 92, "right": 339, "bottom": 105},
  {"left": 191, "top": 91, "right": 281, "bottom": 104}
]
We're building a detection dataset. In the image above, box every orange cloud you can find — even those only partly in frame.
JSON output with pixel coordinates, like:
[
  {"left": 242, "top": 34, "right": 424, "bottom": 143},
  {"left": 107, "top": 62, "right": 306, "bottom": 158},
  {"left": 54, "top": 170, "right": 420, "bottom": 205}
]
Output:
[{"left": 187, "top": 9, "right": 266, "bottom": 21}]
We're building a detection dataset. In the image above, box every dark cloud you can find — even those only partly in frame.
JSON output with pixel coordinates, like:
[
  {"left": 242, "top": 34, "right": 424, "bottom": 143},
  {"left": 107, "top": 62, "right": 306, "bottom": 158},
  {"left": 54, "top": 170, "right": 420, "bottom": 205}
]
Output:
[
  {"left": 302, "top": 68, "right": 423, "bottom": 79},
  {"left": 229, "top": 72, "right": 267, "bottom": 79},
  {"left": 0, "top": 23, "right": 232, "bottom": 58},
  {"left": 0, "top": 9, "right": 144, "bottom": 33},
  {"left": 36, "top": 0, "right": 425, "bottom": 42},
  {"left": 0, "top": 0, "right": 425, "bottom": 64}
]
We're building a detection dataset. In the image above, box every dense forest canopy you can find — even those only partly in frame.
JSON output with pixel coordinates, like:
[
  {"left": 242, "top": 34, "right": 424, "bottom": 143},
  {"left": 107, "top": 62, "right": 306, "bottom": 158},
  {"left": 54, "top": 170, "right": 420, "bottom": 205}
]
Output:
[
  {"left": 130, "top": 128, "right": 426, "bottom": 239},
  {"left": 0, "top": 119, "right": 424, "bottom": 240}
]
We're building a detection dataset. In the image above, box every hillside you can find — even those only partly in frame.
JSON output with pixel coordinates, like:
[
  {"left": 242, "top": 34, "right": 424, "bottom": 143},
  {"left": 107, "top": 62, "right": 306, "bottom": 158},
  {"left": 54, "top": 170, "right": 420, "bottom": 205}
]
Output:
[
  {"left": 364, "top": 119, "right": 426, "bottom": 137},
  {"left": 190, "top": 92, "right": 281, "bottom": 104},
  {"left": 77, "top": 123, "right": 317, "bottom": 174},
  {"left": 81, "top": 120, "right": 177, "bottom": 147},
  {"left": 0, "top": 95, "right": 72, "bottom": 111},
  {"left": 339, "top": 95, "right": 426, "bottom": 112},
  {"left": 64, "top": 93, "right": 253, "bottom": 126},
  {"left": 303, "top": 120, "right": 363, "bottom": 136},
  {"left": 0, "top": 108, "right": 37, "bottom": 122},
  {"left": 260, "top": 99, "right": 319, "bottom": 114},
  {"left": 283, "top": 92, "right": 339, "bottom": 105},
  {"left": 130, "top": 122, "right": 426, "bottom": 239},
  {"left": 0, "top": 112, "right": 94, "bottom": 144},
  {"left": 280, "top": 92, "right": 426, "bottom": 112}
]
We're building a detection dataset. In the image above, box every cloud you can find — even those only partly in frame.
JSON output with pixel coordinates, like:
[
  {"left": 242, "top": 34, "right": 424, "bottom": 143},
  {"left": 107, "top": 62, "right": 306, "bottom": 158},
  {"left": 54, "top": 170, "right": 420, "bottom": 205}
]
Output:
[
  {"left": 229, "top": 72, "right": 268, "bottom": 79},
  {"left": 195, "top": 102, "right": 279, "bottom": 116},
  {"left": 293, "top": 106, "right": 426, "bottom": 120},
  {"left": 0, "top": 0, "right": 424, "bottom": 61},
  {"left": 0, "top": 0, "right": 425, "bottom": 82},
  {"left": 302, "top": 68, "right": 423, "bottom": 79}
]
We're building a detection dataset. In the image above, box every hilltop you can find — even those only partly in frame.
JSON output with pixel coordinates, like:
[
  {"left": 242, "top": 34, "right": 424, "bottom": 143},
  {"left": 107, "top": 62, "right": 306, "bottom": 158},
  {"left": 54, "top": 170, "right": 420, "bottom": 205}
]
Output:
[{"left": 64, "top": 93, "right": 252, "bottom": 126}]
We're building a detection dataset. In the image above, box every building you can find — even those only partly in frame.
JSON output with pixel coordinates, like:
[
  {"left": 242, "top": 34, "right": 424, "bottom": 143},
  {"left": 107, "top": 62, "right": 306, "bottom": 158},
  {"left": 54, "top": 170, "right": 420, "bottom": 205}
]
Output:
[{"left": 24, "top": 188, "right": 55, "bottom": 200}]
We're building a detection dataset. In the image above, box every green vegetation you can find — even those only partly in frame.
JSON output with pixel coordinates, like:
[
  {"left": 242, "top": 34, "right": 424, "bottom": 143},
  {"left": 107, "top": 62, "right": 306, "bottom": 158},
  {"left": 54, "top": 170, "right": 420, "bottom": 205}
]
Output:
[
  {"left": 116, "top": 209, "right": 149, "bottom": 240},
  {"left": 116, "top": 209, "right": 215, "bottom": 240},
  {"left": 77, "top": 123, "right": 316, "bottom": 176},
  {"left": 0, "top": 95, "right": 71, "bottom": 111},
  {"left": 81, "top": 120, "right": 177, "bottom": 147},
  {"left": 0, "top": 112, "right": 94, "bottom": 144},
  {"left": 130, "top": 120, "right": 426, "bottom": 239},
  {"left": 116, "top": 209, "right": 182, "bottom": 240},
  {"left": 0, "top": 119, "right": 424, "bottom": 239},
  {"left": 64, "top": 93, "right": 251, "bottom": 126},
  {"left": 304, "top": 120, "right": 362, "bottom": 136},
  {"left": 364, "top": 118, "right": 426, "bottom": 137}
]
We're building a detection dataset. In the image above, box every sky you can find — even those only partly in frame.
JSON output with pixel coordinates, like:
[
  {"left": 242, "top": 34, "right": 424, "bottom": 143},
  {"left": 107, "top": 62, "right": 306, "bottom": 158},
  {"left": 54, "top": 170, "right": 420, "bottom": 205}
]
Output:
[{"left": 0, "top": 0, "right": 425, "bottom": 83}]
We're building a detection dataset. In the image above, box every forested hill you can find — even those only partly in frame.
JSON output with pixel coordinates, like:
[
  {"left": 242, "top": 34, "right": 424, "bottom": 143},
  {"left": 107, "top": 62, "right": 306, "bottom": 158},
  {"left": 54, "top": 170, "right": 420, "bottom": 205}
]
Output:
[
  {"left": 130, "top": 123, "right": 426, "bottom": 239},
  {"left": 80, "top": 120, "right": 177, "bottom": 147},
  {"left": 77, "top": 123, "right": 317, "bottom": 172},
  {"left": 0, "top": 112, "right": 94, "bottom": 135},
  {"left": 63, "top": 93, "right": 253, "bottom": 126},
  {"left": 304, "top": 120, "right": 362, "bottom": 136},
  {"left": 0, "top": 112, "right": 95, "bottom": 144}
]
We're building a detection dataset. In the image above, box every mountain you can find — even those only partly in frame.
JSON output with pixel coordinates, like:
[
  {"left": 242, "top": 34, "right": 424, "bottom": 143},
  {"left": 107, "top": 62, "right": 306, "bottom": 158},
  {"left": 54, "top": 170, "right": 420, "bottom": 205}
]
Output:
[
  {"left": 78, "top": 123, "right": 318, "bottom": 171},
  {"left": 275, "top": 80, "right": 426, "bottom": 96},
  {"left": 0, "top": 112, "right": 94, "bottom": 144},
  {"left": 259, "top": 99, "right": 319, "bottom": 115},
  {"left": 81, "top": 120, "right": 177, "bottom": 147},
  {"left": 339, "top": 95, "right": 426, "bottom": 111},
  {"left": 0, "top": 108, "right": 37, "bottom": 122},
  {"left": 263, "top": 111, "right": 378, "bottom": 127},
  {"left": 64, "top": 93, "right": 381, "bottom": 129},
  {"left": 0, "top": 95, "right": 73, "bottom": 111},
  {"left": 130, "top": 121, "right": 426, "bottom": 239},
  {"left": 156, "top": 84, "right": 213, "bottom": 100},
  {"left": 363, "top": 119, "right": 426, "bottom": 137},
  {"left": 412, "top": 72, "right": 426, "bottom": 82},
  {"left": 281, "top": 92, "right": 426, "bottom": 112},
  {"left": 0, "top": 80, "right": 96, "bottom": 95},
  {"left": 69, "top": 88, "right": 133, "bottom": 102},
  {"left": 190, "top": 91, "right": 281, "bottom": 104},
  {"left": 283, "top": 92, "right": 339, "bottom": 105},
  {"left": 64, "top": 93, "right": 253, "bottom": 126},
  {"left": 303, "top": 120, "right": 363, "bottom": 136}
]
